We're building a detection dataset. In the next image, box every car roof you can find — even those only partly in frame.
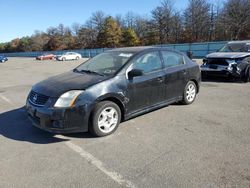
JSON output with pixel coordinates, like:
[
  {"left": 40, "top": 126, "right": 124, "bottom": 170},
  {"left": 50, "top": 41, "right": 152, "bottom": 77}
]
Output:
[
  {"left": 228, "top": 40, "right": 250, "bottom": 44},
  {"left": 108, "top": 46, "right": 171, "bottom": 53}
]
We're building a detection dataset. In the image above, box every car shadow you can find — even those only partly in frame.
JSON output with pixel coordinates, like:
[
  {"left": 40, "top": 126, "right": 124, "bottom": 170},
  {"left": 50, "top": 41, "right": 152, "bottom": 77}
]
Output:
[{"left": 0, "top": 107, "right": 93, "bottom": 144}]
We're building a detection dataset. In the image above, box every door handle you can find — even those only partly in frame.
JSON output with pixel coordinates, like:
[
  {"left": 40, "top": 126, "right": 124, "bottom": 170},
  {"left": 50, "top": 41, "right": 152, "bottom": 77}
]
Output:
[
  {"left": 156, "top": 77, "right": 164, "bottom": 83},
  {"left": 182, "top": 70, "right": 187, "bottom": 75}
]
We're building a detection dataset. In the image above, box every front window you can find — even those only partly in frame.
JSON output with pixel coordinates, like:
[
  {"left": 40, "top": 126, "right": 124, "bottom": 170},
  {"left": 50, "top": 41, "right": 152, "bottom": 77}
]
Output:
[
  {"left": 75, "top": 51, "right": 134, "bottom": 76},
  {"left": 132, "top": 51, "right": 162, "bottom": 74},
  {"left": 219, "top": 43, "right": 249, "bottom": 52}
]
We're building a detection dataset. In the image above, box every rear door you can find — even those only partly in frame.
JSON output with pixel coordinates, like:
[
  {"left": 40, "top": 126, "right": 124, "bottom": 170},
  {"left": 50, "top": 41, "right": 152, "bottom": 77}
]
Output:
[
  {"left": 160, "top": 51, "right": 187, "bottom": 100},
  {"left": 126, "top": 51, "right": 166, "bottom": 113}
]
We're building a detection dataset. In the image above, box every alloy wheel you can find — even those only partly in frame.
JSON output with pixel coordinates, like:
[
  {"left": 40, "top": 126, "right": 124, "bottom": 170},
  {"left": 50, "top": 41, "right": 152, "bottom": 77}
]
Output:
[
  {"left": 186, "top": 83, "right": 196, "bottom": 102},
  {"left": 97, "top": 107, "right": 118, "bottom": 134}
]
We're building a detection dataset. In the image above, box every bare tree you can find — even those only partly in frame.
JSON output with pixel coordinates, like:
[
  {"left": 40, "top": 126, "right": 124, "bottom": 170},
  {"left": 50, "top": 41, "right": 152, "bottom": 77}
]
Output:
[
  {"left": 124, "top": 11, "right": 137, "bottom": 29},
  {"left": 184, "top": 0, "right": 211, "bottom": 42},
  {"left": 90, "top": 11, "right": 107, "bottom": 31},
  {"left": 222, "top": 0, "right": 250, "bottom": 40},
  {"left": 71, "top": 23, "right": 81, "bottom": 36},
  {"left": 151, "top": 0, "right": 174, "bottom": 44},
  {"left": 171, "top": 12, "right": 183, "bottom": 43},
  {"left": 114, "top": 14, "right": 125, "bottom": 27}
]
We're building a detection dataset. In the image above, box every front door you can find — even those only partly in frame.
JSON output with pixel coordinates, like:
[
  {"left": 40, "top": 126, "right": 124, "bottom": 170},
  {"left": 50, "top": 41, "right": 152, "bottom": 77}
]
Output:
[{"left": 126, "top": 51, "right": 166, "bottom": 113}]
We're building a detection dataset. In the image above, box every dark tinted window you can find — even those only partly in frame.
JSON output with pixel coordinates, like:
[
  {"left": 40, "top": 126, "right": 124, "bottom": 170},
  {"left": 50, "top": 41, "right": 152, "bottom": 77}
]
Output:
[
  {"left": 161, "top": 51, "right": 184, "bottom": 68},
  {"left": 132, "top": 51, "right": 162, "bottom": 74},
  {"left": 219, "top": 43, "right": 249, "bottom": 52}
]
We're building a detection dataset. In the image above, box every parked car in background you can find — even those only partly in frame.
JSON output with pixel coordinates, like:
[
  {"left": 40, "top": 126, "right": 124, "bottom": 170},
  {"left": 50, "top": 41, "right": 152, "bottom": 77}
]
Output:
[
  {"left": 36, "top": 53, "right": 55, "bottom": 60},
  {"left": 26, "top": 47, "right": 201, "bottom": 137},
  {"left": 201, "top": 40, "right": 250, "bottom": 81},
  {"left": 0, "top": 55, "right": 8, "bottom": 63},
  {"left": 56, "top": 52, "right": 82, "bottom": 61}
]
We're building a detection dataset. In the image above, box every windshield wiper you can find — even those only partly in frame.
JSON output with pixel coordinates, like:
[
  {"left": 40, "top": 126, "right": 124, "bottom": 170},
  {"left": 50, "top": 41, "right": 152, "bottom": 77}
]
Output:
[{"left": 74, "top": 68, "right": 104, "bottom": 76}]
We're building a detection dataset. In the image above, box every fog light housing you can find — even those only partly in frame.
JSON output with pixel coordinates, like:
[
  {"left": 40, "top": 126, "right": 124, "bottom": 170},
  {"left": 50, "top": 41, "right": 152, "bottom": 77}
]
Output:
[{"left": 52, "top": 120, "right": 64, "bottom": 128}]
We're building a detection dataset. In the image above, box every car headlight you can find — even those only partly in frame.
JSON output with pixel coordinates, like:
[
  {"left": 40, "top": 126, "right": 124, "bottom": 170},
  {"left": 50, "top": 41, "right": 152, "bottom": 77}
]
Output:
[
  {"left": 226, "top": 59, "right": 236, "bottom": 64},
  {"left": 54, "top": 90, "right": 83, "bottom": 108}
]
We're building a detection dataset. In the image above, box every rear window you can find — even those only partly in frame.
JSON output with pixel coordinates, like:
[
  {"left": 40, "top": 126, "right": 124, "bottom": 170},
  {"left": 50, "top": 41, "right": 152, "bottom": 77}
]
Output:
[{"left": 161, "top": 51, "right": 184, "bottom": 68}]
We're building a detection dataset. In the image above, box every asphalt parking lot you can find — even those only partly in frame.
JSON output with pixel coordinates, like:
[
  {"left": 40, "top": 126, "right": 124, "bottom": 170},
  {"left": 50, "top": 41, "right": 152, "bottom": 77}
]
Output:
[{"left": 0, "top": 57, "right": 249, "bottom": 188}]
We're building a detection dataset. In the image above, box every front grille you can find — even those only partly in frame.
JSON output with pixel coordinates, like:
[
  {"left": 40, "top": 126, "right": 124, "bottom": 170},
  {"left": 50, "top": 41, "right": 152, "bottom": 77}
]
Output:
[
  {"left": 207, "top": 58, "right": 229, "bottom": 66},
  {"left": 29, "top": 91, "right": 49, "bottom": 106}
]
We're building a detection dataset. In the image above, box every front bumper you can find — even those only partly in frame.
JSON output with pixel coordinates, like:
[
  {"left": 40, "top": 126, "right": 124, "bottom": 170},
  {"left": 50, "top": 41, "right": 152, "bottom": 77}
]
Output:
[
  {"left": 26, "top": 100, "right": 89, "bottom": 133},
  {"left": 201, "top": 68, "right": 232, "bottom": 77}
]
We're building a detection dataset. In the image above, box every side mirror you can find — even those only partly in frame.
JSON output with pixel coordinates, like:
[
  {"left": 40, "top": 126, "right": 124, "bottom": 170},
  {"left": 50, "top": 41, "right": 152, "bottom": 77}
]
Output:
[{"left": 128, "top": 69, "right": 143, "bottom": 79}]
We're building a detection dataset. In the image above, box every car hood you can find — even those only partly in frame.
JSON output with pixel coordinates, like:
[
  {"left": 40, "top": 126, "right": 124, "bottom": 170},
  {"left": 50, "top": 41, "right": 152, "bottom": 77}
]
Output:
[
  {"left": 206, "top": 52, "right": 250, "bottom": 59},
  {"left": 32, "top": 71, "right": 107, "bottom": 97}
]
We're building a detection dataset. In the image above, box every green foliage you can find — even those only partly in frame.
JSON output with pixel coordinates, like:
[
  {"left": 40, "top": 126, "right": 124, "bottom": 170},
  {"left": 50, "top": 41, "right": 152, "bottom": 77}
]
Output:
[
  {"left": 121, "top": 28, "right": 140, "bottom": 46},
  {"left": 44, "top": 37, "right": 62, "bottom": 51},
  {"left": 97, "top": 17, "right": 122, "bottom": 48},
  {"left": 0, "top": 43, "right": 5, "bottom": 52},
  {"left": 17, "top": 37, "right": 32, "bottom": 52}
]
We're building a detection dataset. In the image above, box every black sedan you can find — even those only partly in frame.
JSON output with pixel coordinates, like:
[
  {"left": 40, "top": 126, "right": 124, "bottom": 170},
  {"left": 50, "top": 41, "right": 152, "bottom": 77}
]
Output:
[
  {"left": 0, "top": 55, "right": 8, "bottom": 63},
  {"left": 26, "top": 47, "right": 201, "bottom": 137}
]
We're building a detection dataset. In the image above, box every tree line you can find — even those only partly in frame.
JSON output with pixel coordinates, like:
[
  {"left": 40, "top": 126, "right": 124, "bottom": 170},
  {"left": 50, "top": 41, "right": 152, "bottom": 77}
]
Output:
[{"left": 0, "top": 0, "right": 249, "bottom": 53}]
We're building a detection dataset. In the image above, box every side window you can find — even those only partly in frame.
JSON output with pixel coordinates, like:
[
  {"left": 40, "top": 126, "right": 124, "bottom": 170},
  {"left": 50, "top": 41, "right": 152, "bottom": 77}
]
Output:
[
  {"left": 161, "top": 51, "right": 184, "bottom": 68},
  {"left": 132, "top": 51, "right": 162, "bottom": 74}
]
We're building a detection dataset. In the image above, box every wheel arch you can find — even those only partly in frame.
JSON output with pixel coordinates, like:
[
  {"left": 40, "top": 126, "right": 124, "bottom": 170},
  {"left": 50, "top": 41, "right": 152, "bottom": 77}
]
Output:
[
  {"left": 98, "top": 97, "right": 125, "bottom": 121},
  {"left": 88, "top": 94, "right": 126, "bottom": 125},
  {"left": 190, "top": 79, "right": 199, "bottom": 93}
]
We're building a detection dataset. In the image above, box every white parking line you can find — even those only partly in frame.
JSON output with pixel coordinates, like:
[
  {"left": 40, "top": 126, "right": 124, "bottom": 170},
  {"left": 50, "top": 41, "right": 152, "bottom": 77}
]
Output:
[
  {"left": 56, "top": 135, "right": 136, "bottom": 188},
  {"left": 0, "top": 93, "right": 14, "bottom": 105}
]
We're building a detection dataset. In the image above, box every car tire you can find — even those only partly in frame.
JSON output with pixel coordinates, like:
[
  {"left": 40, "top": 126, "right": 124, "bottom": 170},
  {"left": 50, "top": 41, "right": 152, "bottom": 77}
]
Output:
[
  {"left": 62, "top": 57, "right": 66, "bottom": 61},
  {"left": 1, "top": 60, "right": 5, "bottom": 63},
  {"left": 181, "top": 81, "right": 197, "bottom": 105},
  {"left": 90, "top": 101, "right": 121, "bottom": 137},
  {"left": 76, "top": 56, "right": 79, "bottom": 60}
]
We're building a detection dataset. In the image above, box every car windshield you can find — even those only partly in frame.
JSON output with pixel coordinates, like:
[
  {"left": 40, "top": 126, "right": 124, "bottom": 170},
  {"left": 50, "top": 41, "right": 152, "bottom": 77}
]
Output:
[
  {"left": 219, "top": 43, "right": 249, "bottom": 52},
  {"left": 75, "top": 51, "right": 134, "bottom": 76}
]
